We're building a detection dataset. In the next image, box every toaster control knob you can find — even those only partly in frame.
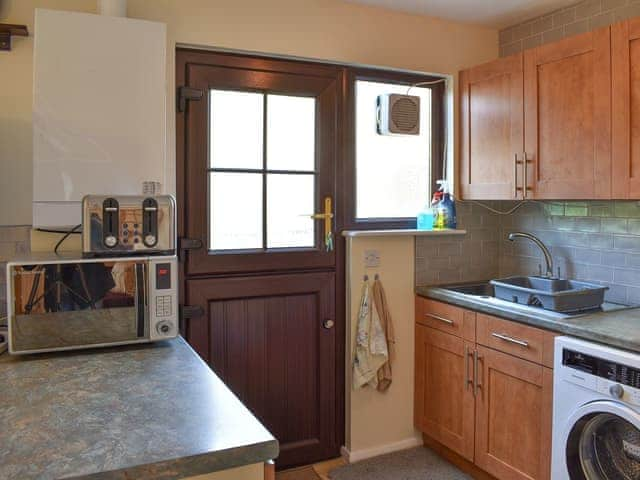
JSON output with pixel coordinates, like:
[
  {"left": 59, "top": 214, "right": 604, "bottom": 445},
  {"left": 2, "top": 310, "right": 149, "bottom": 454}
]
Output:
[
  {"left": 104, "top": 235, "right": 118, "bottom": 248},
  {"left": 610, "top": 384, "right": 624, "bottom": 399},
  {"left": 144, "top": 234, "right": 157, "bottom": 247},
  {"left": 156, "top": 321, "right": 172, "bottom": 336}
]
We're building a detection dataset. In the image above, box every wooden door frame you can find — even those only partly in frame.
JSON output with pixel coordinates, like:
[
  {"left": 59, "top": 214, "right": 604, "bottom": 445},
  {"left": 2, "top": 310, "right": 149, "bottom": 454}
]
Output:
[{"left": 175, "top": 48, "right": 346, "bottom": 457}]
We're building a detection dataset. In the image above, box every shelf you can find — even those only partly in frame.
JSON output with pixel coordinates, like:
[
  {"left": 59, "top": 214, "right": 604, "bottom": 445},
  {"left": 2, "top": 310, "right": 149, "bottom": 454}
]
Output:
[
  {"left": 0, "top": 24, "right": 29, "bottom": 51},
  {"left": 342, "top": 229, "right": 467, "bottom": 238}
]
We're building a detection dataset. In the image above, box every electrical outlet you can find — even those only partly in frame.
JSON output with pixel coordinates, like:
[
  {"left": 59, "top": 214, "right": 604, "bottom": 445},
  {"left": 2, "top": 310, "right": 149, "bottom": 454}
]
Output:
[{"left": 364, "top": 250, "right": 381, "bottom": 268}]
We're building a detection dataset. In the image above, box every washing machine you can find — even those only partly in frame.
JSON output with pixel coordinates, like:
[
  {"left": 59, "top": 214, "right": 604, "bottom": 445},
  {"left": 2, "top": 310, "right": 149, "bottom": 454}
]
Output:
[{"left": 552, "top": 336, "right": 640, "bottom": 479}]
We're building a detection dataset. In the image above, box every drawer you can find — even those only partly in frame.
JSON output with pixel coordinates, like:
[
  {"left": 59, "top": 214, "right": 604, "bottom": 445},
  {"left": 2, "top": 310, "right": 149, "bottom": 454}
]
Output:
[
  {"left": 476, "top": 313, "right": 549, "bottom": 365},
  {"left": 415, "top": 297, "right": 476, "bottom": 341}
]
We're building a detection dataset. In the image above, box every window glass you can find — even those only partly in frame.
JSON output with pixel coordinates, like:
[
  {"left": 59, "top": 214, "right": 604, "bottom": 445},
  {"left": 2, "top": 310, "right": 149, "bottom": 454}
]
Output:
[
  {"left": 210, "top": 172, "right": 263, "bottom": 250},
  {"left": 355, "top": 80, "right": 432, "bottom": 219},
  {"left": 267, "top": 95, "right": 316, "bottom": 172},
  {"left": 267, "top": 174, "right": 315, "bottom": 248},
  {"left": 210, "top": 90, "right": 263, "bottom": 169}
]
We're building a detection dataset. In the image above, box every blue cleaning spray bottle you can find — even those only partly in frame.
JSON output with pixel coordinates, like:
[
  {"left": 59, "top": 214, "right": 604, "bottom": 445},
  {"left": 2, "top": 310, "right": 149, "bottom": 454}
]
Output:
[{"left": 436, "top": 180, "right": 457, "bottom": 229}]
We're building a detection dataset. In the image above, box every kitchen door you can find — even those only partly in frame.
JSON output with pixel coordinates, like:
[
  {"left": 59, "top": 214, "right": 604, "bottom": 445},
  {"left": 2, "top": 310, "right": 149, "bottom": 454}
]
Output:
[{"left": 176, "top": 50, "right": 343, "bottom": 469}]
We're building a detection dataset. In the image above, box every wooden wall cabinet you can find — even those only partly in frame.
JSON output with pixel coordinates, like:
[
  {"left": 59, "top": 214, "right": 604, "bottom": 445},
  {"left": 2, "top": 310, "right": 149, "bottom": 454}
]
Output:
[
  {"left": 415, "top": 298, "right": 554, "bottom": 480},
  {"left": 460, "top": 27, "right": 614, "bottom": 200},
  {"left": 612, "top": 18, "right": 640, "bottom": 198},
  {"left": 459, "top": 53, "right": 524, "bottom": 200}
]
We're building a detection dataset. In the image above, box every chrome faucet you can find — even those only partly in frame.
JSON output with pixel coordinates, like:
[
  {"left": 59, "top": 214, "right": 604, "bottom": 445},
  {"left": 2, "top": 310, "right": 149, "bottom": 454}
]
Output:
[{"left": 508, "top": 232, "right": 554, "bottom": 278}]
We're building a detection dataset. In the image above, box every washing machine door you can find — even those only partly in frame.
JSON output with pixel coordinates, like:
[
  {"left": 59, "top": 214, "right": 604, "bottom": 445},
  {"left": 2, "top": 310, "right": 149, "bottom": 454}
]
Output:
[{"left": 563, "top": 400, "right": 640, "bottom": 480}]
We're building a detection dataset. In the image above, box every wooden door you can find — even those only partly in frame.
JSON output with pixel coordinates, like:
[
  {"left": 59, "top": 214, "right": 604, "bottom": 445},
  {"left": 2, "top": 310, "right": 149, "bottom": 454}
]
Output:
[
  {"left": 459, "top": 54, "right": 524, "bottom": 200},
  {"left": 186, "top": 272, "right": 336, "bottom": 467},
  {"left": 475, "top": 346, "right": 553, "bottom": 480},
  {"left": 524, "top": 28, "right": 611, "bottom": 199},
  {"left": 612, "top": 18, "right": 640, "bottom": 198},
  {"left": 414, "top": 324, "right": 475, "bottom": 461},
  {"left": 176, "top": 50, "right": 343, "bottom": 469}
]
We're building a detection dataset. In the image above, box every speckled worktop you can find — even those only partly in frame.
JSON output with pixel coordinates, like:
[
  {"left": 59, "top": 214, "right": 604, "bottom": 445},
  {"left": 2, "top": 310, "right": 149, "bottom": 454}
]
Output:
[
  {"left": 0, "top": 337, "right": 278, "bottom": 480},
  {"left": 417, "top": 285, "right": 640, "bottom": 354}
]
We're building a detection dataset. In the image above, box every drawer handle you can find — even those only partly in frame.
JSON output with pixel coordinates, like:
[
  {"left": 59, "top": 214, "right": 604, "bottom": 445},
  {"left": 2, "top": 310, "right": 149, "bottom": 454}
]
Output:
[
  {"left": 425, "top": 313, "right": 454, "bottom": 325},
  {"left": 491, "top": 332, "right": 529, "bottom": 348}
]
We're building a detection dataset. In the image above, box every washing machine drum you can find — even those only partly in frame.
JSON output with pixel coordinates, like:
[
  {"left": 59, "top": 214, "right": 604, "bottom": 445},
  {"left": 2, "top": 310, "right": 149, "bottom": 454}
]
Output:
[{"left": 567, "top": 412, "right": 640, "bottom": 479}]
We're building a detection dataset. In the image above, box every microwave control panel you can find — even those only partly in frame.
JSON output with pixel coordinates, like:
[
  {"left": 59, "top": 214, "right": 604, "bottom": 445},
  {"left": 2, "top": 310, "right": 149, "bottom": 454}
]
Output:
[{"left": 149, "top": 258, "right": 178, "bottom": 340}]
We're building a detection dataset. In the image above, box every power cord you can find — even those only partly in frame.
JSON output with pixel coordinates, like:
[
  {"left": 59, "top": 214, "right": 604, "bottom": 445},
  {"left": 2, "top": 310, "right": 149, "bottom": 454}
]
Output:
[{"left": 54, "top": 224, "right": 82, "bottom": 255}]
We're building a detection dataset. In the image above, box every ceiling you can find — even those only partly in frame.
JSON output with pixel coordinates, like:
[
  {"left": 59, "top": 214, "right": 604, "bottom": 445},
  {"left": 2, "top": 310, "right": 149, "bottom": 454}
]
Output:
[{"left": 345, "top": 0, "right": 577, "bottom": 28}]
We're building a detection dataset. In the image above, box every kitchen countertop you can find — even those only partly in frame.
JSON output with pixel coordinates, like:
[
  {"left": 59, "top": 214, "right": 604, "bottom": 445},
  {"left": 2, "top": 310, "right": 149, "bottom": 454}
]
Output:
[
  {"left": 0, "top": 337, "right": 278, "bottom": 480},
  {"left": 416, "top": 285, "right": 640, "bottom": 354}
]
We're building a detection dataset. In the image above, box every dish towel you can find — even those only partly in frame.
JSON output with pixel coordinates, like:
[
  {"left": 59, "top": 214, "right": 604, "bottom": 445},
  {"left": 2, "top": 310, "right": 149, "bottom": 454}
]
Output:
[
  {"left": 373, "top": 278, "right": 395, "bottom": 392},
  {"left": 352, "top": 281, "right": 389, "bottom": 389}
]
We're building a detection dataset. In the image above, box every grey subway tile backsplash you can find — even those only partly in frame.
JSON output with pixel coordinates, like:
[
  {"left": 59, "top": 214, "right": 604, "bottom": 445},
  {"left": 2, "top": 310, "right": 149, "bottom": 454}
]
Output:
[
  {"left": 498, "top": 0, "right": 638, "bottom": 57},
  {"left": 416, "top": 201, "right": 640, "bottom": 306}
]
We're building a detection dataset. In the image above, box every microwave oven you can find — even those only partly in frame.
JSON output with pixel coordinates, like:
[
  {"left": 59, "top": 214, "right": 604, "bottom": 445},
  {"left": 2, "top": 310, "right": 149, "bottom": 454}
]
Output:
[{"left": 6, "top": 254, "right": 178, "bottom": 354}]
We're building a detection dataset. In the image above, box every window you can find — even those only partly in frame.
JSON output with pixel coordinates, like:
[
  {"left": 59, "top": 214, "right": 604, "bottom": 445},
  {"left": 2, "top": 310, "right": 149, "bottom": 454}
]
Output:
[
  {"left": 344, "top": 70, "right": 445, "bottom": 230},
  {"left": 208, "top": 89, "right": 317, "bottom": 251}
]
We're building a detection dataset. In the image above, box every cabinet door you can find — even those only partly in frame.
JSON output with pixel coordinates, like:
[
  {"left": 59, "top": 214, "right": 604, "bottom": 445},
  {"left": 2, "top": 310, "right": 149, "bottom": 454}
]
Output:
[
  {"left": 459, "top": 54, "right": 524, "bottom": 200},
  {"left": 415, "top": 324, "right": 475, "bottom": 461},
  {"left": 612, "top": 19, "right": 640, "bottom": 198},
  {"left": 524, "top": 28, "right": 611, "bottom": 199},
  {"left": 475, "top": 346, "right": 553, "bottom": 480}
]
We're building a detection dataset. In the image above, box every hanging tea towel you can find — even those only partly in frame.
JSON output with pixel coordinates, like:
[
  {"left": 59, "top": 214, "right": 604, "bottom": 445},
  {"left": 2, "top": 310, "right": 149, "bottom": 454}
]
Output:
[
  {"left": 353, "top": 281, "right": 388, "bottom": 389},
  {"left": 372, "top": 277, "right": 395, "bottom": 392}
]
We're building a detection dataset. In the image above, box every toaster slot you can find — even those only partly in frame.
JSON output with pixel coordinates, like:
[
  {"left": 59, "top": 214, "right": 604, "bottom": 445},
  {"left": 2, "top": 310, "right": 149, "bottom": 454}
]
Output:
[
  {"left": 102, "top": 198, "right": 119, "bottom": 248},
  {"left": 142, "top": 198, "right": 158, "bottom": 248}
]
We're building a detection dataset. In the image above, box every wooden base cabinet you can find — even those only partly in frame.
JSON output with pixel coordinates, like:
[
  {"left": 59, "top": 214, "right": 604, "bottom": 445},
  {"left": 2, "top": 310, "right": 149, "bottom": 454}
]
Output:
[
  {"left": 415, "top": 298, "right": 554, "bottom": 480},
  {"left": 415, "top": 324, "right": 475, "bottom": 461},
  {"left": 474, "top": 346, "right": 553, "bottom": 480}
]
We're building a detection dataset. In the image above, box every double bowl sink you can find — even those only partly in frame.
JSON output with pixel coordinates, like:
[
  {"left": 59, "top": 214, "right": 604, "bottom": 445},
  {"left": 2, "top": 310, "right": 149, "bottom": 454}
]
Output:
[{"left": 446, "top": 276, "right": 608, "bottom": 314}]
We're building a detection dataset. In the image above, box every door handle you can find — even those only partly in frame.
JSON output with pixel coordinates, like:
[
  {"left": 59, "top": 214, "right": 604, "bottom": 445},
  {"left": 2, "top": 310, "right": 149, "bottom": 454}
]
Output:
[
  {"left": 323, "top": 319, "right": 335, "bottom": 329},
  {"left": 309, "top": 197, "right": 334, "bottom": 252},
  {"left": 523, "top": 151, "right": 533, "bottom": 198}
]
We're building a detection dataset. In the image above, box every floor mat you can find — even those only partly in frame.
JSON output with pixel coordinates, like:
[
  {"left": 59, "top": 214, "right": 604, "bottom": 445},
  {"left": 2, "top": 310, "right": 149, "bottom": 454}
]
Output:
[
  {"left": 329, "top": 447, "right": 472, "bottom": 480},
  {"left": 277, "top": 466, "right": 321, "bottom": 480}
]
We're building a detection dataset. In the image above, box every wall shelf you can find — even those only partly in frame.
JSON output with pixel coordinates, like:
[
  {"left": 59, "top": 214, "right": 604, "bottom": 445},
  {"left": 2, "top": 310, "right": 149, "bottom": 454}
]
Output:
[
  {"left": 0, "top": 24, "right": 28, "bottom": 51},
  {"left": 342, "top": 229, "right": 467, "bottom": 238}
]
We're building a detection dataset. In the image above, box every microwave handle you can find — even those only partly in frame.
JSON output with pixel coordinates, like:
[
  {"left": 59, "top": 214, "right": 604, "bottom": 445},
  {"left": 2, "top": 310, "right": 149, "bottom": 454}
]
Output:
[{"left": 135, "top": 263, "right": 146, "bottom": 338}]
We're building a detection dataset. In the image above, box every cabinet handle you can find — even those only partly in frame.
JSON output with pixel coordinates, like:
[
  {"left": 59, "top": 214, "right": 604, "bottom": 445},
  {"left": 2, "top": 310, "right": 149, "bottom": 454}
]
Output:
[
  {"left": 523, "top": 151, "right": 533, "bottom": 198},
  {"left": 514, "top": 153, "right": 524, "bottom": 198},
  {"left": 491, "top": 332, "right": 529, "bottom": 348},
  {"left": 464, "top": 346, "right": 473, "bottom": 391},
  {"left": 473, "top": 350, "right": 483, "bottom": 395},
  {"left": 425, "top": 313, "right": 454, "bottom": 325}
]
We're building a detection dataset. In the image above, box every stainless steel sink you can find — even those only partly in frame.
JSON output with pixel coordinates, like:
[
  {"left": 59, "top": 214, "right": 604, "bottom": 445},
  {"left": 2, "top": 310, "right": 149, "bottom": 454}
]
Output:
[
  {"left": 445, "top": 283, "right": 495, "bottom": 297},
  {"left": 490, "top": 276, "right": 608, "bottom": 313}
]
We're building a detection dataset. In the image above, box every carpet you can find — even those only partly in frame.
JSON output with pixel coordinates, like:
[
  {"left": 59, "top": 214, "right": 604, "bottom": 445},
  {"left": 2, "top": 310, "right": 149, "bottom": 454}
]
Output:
[
  {"left": 277, "top": 466, "right": 321, "bottom": 480},
  {"left": 329, "top": 447, "right": 472, "bottom": 480}
]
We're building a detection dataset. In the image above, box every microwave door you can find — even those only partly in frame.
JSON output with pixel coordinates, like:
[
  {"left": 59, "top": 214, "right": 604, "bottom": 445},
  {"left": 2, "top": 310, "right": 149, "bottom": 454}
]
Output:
[{"left": 10, "top": 261, "right": 147, "bottom": 353}]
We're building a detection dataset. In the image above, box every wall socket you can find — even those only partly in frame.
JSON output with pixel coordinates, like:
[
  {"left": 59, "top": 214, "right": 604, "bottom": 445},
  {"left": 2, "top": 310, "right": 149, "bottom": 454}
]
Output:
[{"left": 364, "top": 250, "right": 381, "bottom": 268}]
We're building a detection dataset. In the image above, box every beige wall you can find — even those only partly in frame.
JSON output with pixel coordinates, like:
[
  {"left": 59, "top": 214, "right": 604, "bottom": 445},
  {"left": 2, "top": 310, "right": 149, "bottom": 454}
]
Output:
[
  {"left": 1, "top": 0, "right": 498, "bottom": 461},
  {"left": 345, "top": 236, "right": 420, "bottom": 460},
  {"left": 0, "top": 0, "right": 497, "bottom": 226}
]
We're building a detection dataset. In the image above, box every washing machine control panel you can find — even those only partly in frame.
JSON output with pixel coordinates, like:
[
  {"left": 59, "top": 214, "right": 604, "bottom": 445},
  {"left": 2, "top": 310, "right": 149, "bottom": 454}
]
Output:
[{"left": 563, "top": 348, "right": 640, "bottom": 405}]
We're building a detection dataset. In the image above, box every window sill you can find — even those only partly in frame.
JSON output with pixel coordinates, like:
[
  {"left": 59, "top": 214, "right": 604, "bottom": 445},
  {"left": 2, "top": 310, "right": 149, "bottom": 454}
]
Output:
[{"left": 341, "top": 229, "right": 467, "bottom": 238}]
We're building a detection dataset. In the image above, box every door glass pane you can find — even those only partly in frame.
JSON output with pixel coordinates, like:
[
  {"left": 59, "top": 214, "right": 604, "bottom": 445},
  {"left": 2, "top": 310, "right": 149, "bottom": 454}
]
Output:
[
  {"left": 210, "top": 172, "right": 263, "bottom": 250},
  {"left": 267, "top": 95, "right": 316, "bottom": 171},
  {"left": 355, "top": 80, "right": 432, "bottom": 219},
  {"left": 267, "top": 174, "right": 315, "bottom": 248},
  {"left": 210, "top": 90, "right": 264, "bottom": 169}
]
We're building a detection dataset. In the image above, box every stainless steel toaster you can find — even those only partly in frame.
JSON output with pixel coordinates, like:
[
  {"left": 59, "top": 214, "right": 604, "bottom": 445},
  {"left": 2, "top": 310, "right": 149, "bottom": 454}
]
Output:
[{"left": 82, "top": 195, "right": 176, "bottom": 256}]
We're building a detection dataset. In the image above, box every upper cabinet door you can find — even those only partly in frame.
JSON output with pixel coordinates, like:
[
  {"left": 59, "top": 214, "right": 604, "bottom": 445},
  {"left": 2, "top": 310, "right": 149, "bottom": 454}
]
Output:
[
  {"left": 612, "top": 19, "right": 640, "bottom": 199},
  {"left": 459, "top": 54, "right": 524, "bottom": 200},
  {"left": 524, "top": 28, "right": 611, "bottom": 199}
]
